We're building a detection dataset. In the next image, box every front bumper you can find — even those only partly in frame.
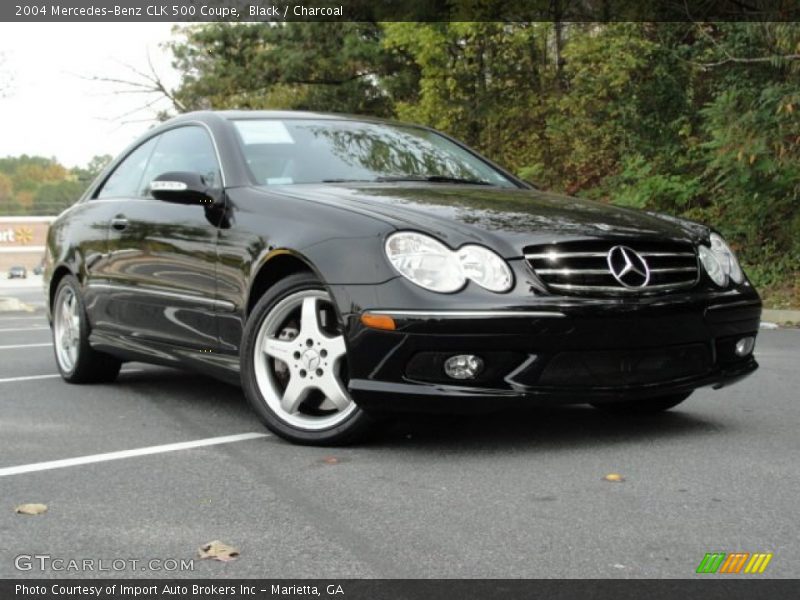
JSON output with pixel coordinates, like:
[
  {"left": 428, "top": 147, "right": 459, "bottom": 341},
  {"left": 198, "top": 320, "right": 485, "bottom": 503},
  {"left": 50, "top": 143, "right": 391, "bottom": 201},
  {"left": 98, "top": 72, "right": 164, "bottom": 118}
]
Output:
[{"left": 338, "top": 282, "right": 761, "bottom": 413}]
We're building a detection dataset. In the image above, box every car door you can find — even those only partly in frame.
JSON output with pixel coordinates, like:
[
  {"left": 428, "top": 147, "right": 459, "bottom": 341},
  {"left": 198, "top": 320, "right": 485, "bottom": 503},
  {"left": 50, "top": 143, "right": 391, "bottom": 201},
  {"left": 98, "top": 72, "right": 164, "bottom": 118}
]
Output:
[
  {"left": 82, "top": 136, "right": 159, "bottom": 334},
  {"left": 98, "top": 126, "right": 225, "bottom": 350}
]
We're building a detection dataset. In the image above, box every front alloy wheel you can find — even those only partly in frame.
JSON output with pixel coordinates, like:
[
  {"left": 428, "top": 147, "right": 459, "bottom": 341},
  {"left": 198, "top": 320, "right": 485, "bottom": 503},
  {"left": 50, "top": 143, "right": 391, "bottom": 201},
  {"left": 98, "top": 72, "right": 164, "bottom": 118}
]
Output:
[{"left": 241, "top": 273, "right": 373, "bottom": 445}]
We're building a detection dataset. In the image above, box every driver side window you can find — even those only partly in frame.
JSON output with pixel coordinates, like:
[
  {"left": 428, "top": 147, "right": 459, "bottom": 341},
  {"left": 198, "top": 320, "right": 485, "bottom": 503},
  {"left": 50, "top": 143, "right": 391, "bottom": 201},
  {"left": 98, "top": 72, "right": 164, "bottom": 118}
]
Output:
[{"left": 139, "top": 126, "right": 221, "bottom": 197}]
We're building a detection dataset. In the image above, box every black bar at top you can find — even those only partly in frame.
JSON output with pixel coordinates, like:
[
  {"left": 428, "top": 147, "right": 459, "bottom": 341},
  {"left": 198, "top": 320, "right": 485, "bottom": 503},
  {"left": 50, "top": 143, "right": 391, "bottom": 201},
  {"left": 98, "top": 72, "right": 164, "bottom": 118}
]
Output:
[{"left": 2, "top": 0, "right": 800, "bottom": 22}]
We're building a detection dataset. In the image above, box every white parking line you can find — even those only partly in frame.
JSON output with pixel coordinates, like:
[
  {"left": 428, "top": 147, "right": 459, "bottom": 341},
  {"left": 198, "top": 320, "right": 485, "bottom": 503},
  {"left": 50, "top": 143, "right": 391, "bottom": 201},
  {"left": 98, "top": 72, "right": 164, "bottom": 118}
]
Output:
[
  {"left": 0, "top": 433, "right": 271, "bottom": 477},
  {"left": 0, "top": 316, "right": 46, "bottom": 322},
  {"left": 0, "top": 373, "right": 63, "bottom": 384},
  {"left": 0, "top": 343, "right": 52, "bottom": 350},
  {"left": 0, "top": 326, "right": 49, "bottom": 333},
  {"left": 0, "top": 368, "right": 141, "bottom": 384}
]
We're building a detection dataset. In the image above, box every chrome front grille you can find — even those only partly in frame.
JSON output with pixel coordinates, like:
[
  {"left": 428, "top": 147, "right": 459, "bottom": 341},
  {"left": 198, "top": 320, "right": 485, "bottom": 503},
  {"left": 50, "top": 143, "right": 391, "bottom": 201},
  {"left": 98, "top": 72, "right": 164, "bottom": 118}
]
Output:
[{"left": 524, "top": 240, "right": 699, "bottom": 296}]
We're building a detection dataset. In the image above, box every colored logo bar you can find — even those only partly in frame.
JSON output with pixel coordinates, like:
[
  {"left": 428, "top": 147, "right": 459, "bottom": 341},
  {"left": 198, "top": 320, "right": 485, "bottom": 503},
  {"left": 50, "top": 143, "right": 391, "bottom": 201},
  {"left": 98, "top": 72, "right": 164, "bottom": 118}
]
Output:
[{"left": 696, "top": 552, "right": 773, "bottom": 574}]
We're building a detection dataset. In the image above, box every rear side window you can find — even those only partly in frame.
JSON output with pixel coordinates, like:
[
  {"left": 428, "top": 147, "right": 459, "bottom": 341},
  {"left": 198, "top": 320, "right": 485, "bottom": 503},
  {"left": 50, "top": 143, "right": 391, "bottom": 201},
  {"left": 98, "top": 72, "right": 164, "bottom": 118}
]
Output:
[
  {"left": 138, "top": 126, "right": 221, "bottom": 196},
  {"left": 96, "top": 137, "right": 158, "bottom": 199}
]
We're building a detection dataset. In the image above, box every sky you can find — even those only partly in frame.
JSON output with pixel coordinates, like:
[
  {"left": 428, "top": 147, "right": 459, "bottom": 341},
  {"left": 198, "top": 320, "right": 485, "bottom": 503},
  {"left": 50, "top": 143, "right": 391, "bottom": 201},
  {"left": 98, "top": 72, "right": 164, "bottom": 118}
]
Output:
[{"left": 0, "top": 23, "right": 184, "bottom": 168}]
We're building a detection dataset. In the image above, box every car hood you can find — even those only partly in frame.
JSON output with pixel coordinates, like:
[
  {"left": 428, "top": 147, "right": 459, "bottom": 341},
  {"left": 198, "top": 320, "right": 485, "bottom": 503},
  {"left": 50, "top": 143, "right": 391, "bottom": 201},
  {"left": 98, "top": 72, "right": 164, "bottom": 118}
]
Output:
[{"left": 263, "top": 183, "right": 708, "bottom": 258}]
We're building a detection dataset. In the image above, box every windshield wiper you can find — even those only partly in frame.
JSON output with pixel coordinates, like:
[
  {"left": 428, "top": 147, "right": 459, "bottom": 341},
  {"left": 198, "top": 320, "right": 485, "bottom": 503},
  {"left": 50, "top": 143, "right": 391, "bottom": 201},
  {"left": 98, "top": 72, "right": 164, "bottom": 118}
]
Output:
[
  {"left": 321, "top": 178, "right": 376, "bottom": 183},
  {"left": 375, "top": 175, "right": 495, "bottom": 186},
  {"left": 321, "top": 176, "right": 496, "bottom": 186}
]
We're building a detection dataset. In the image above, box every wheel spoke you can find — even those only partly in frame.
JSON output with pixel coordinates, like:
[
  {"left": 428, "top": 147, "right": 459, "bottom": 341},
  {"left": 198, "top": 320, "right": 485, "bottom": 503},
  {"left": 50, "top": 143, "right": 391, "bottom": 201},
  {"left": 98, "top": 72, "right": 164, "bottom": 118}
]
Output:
[
  {"left": 280, "top": 375, "right": 311, "bottom": 414},
  {"left": 325, "top": 335, "right": 347, "bottom": 362},
  {"left": 319, "top": 371, "right": 351, "bottom": 411},
  {"left": 59, "top": 298, "right": 69, "bottom": 325},
  {"left": 60, "top": 309, "right": 67, "bottom": 334},
  {"left": 299, "top": 296, "right": 322, "bottom": 338},
  {"left": 70, "top": 299, "right": 79, "bottom": 330},
  {"left": 262, "top": 336, "right": 296, "bottom": 362}
]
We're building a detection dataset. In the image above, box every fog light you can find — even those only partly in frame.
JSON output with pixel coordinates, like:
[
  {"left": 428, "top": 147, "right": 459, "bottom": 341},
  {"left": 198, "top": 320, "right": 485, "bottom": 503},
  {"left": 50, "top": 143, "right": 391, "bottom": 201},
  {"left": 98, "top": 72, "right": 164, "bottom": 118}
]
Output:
[
  {"left": 735, "top": 336, "right": 755, "bottom": 357},
  {"left": 443, "top": 354, "right": 484, "bottom": 380}
]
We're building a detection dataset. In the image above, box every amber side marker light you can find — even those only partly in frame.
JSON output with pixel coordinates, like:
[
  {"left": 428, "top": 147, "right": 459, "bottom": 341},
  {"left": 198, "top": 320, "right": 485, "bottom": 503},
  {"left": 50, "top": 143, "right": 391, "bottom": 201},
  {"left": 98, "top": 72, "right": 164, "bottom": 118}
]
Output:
[{"left": 360, "top": 313, "right": 396, "bottom": 331}]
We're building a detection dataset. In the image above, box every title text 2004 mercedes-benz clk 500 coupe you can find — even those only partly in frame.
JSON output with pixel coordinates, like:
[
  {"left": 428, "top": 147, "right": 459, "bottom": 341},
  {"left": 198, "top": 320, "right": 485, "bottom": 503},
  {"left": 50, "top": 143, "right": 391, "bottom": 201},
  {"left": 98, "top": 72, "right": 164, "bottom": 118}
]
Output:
[{"left": 44, "top": 111, "right": 761, "bottom": 444}]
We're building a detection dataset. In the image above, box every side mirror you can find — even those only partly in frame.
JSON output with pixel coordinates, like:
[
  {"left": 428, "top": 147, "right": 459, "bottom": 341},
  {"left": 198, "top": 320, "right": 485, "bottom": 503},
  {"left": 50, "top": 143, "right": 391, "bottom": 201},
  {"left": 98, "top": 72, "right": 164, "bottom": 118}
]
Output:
[{"left": 149, "top": 172, "right": 219, "bottom": 206}]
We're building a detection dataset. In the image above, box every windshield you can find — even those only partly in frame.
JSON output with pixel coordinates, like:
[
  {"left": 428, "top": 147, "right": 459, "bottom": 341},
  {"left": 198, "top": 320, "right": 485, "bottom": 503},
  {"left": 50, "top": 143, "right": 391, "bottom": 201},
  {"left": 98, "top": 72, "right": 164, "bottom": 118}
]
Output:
[{"left": 231, "top": 119, "right": 517, "bottom": 188}]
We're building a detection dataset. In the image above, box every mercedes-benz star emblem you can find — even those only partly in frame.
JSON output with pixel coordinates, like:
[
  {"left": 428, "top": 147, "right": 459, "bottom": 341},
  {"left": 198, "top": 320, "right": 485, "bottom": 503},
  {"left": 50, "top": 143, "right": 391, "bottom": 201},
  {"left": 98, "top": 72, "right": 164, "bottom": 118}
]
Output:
[
  {"left": 301, "top": 348, "right": 321, "bottom": 371},
  {"left": 607, "top": 245, "right": 650, "bottom": 288}
]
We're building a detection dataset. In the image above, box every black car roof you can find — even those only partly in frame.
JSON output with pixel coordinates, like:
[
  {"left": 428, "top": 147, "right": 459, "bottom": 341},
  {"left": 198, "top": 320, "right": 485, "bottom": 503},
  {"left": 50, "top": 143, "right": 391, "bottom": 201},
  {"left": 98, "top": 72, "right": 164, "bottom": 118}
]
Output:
[{"left": 164, "top": 110, "right": 414, "bottom": 128}]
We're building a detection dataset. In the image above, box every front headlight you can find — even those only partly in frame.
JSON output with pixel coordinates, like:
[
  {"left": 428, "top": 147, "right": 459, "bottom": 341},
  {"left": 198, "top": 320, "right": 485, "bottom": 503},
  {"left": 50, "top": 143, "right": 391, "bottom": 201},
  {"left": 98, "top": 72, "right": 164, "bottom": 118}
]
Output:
[
  {"left": 385, "top": 232, "right": 513, "bottom": 293},
  {"left": 709, "top": 233, "right": 744, "bottom": 284},
  {"left": 699, "top": 233, "right": 744, "bottom": 287},
  {"left": 699, "top": 245, "right": 727, "bottom": 287},
  {"left": 385, "top": 232, "right": 466, "bottom": 293},
  {"left": 457, "top": 244, "right": 514, "bottom": 292}
]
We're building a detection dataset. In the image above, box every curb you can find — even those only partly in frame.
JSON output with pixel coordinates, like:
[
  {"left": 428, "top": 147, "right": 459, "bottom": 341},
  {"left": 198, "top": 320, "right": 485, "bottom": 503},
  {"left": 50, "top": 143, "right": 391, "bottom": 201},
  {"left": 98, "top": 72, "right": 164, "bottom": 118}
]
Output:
[{"left": 762, "top": 309, "right": 800, "bottom": 326}]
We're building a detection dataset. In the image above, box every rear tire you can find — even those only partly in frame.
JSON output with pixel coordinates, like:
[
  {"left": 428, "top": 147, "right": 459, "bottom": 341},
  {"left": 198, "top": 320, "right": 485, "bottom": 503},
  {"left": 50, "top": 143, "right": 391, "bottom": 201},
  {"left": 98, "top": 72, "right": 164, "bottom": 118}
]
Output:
[
  {"left": 241, "top": 272, "right": 374, "bottom": 445},
  {"left": 52, "top": 275, "right": 121, "bottom": 383},
  {"left": 590, "top": 392, "right": 691, "bottom": 415}
]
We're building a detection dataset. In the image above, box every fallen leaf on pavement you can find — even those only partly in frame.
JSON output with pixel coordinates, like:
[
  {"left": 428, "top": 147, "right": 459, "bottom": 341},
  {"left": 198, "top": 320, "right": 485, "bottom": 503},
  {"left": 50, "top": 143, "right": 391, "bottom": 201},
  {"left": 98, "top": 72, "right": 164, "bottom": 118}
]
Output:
[
  {"left": 15, "top": 503, "right": 48, "bottom": 515},
  {"left": 198, "top": 540, "right": 240, "bottom": 562},
  {"left": 603, "top": 473, "right": 625, "bottom": 483}
]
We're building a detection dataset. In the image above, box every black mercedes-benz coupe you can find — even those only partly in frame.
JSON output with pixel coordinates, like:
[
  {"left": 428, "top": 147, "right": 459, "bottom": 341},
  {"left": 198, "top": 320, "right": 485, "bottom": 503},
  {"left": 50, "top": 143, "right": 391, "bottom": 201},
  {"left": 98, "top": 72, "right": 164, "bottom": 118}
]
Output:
[{"left": 43, "top": 110, "right": 761, "bottom": 444}]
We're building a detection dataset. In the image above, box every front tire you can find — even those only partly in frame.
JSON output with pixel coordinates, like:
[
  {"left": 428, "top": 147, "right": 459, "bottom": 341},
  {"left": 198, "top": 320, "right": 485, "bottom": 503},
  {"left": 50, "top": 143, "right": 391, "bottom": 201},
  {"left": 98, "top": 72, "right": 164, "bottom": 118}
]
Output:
[
  {"left": 241, "top": 273, "right": 373, "bottom": 445},
  {"left": 52, "top": 275, "right": 121, "bottom": 383},
  {"left": 590, "top": 392, "right": 692, "bottom": 415}
]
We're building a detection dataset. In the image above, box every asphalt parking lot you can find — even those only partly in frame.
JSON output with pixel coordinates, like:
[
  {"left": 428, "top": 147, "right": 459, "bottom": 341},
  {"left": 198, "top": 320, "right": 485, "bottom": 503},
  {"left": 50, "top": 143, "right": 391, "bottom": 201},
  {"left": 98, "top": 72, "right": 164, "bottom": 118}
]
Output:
[{"left": 0, "top": 284, "right": 798, "bottom": 579}]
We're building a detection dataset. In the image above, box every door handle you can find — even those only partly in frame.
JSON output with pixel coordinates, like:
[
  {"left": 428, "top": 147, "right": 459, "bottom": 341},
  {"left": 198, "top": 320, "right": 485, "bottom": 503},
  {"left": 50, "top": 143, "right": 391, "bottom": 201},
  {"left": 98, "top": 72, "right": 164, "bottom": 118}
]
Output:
[{"left": 111, "top": 217, "right": 129, "bottom": 231}]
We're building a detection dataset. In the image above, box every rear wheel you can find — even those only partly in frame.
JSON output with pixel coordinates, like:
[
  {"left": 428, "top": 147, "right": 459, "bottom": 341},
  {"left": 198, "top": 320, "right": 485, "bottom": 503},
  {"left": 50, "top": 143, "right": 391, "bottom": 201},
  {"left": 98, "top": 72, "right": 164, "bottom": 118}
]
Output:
[
  {"left": 52, "top": 275, "right": 121, "bottom": 383},
  {"left": 241, "top": 273, "right": 373, "bottom": 445},
  {"left": 590, "top": 392, "right": 692, "bottom": 415}
]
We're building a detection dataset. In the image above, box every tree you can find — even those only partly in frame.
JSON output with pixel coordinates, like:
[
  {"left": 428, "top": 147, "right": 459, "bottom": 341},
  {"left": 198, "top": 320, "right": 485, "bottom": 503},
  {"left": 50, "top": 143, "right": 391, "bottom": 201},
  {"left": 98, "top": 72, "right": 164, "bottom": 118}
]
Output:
[
  {"left": 0, "top": 172, "right": 14, "bottom": 214},
  {"left": 32, "top": 180, "right": 85, "bottom": 214},
  {"left": 72, "top": 155, "right": 113, "bottom": 183},
  {"left": 383, "top": 22, "right": 555, "bottom": 177},
  {"left": 95, "top": 21, "right": 799, "bottom": 304},
  {"left": 0, "top": 155, "right": 109, "bottom": 216},
  {"left": 169, "top": 22, "right": 403, "bottom": 117},
  {"left": 692, "top": 23, "right": 800, "bottom": 293}
]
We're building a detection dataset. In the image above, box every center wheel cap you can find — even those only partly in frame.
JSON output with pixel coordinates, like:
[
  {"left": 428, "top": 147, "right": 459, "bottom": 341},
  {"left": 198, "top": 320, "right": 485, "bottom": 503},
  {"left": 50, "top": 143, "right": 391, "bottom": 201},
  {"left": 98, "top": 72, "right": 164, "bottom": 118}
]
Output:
[{"left": 301, "top": 348, "right": 321, "bottom": 371}]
